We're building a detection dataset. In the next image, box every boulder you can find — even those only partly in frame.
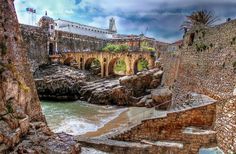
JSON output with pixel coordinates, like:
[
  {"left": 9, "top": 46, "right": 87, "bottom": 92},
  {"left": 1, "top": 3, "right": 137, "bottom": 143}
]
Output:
[{"left": 151, "top": 88, "right": 172, "bottom": 110}]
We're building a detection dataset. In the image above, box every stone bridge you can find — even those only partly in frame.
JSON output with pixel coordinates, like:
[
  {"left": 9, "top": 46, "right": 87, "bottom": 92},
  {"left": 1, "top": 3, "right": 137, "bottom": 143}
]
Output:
[{"left": 52, "top": 51, "right": 156, "bottom": 77}]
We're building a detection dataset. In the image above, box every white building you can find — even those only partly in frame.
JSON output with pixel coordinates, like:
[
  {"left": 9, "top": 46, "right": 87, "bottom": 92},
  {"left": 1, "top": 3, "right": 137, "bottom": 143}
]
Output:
[{"left": 54, "top": 18, "right": 117, "bottom": 39}]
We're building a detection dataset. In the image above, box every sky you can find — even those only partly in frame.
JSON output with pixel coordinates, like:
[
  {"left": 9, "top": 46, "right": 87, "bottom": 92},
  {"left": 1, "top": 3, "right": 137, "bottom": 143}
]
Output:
[{"left": 14, "top": 0, "right": 236, "bottom": 43}]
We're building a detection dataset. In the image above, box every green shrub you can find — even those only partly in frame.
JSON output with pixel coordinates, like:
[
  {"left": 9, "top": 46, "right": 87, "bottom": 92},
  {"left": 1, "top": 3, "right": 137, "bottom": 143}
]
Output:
[
  {"left": 138, "top": 59, "right": 148, "bottom": 71},
  {"left": 195, "top": 42, "right": 207, "bottom": 52},
  {"left": 102, "top": 44, "right": 129, "bottom": 52}
]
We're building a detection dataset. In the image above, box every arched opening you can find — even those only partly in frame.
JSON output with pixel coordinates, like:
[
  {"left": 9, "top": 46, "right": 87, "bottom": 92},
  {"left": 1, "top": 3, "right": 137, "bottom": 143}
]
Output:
[
  {"left": 49, "top": 43, "right": 54, "bottom": 55},
  {"left": 64, "top": 57, "right": 76, "bottom": 66},
  {"left": 80, "top": 58, "right": 83, "bottom": 69},
  {"left": 134, "top": 58, "right": 149, "bottom": 74},
  {"left": 85, "top": 58, "right": 101, "bottom": 75},
  {"left": 108, "top": 58, "right": 127, "bottom": 76}
]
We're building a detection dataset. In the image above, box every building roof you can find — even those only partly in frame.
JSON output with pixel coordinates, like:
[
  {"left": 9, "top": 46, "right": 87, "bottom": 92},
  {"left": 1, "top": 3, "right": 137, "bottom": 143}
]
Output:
[{"left": 54, "top": 19, "right": 115, "bottom": 39}]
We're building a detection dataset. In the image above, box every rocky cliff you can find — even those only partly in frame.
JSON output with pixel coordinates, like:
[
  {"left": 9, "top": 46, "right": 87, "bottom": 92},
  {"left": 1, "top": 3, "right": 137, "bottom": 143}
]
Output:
[{"left": 0, "top": 0, "right": 80, "bottom": 153}]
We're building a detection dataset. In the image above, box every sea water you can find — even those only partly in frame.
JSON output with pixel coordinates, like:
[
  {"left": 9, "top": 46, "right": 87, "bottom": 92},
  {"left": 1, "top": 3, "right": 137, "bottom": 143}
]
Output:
[{"left": 41, "top": 100, "right": 126, "bottom": 135}]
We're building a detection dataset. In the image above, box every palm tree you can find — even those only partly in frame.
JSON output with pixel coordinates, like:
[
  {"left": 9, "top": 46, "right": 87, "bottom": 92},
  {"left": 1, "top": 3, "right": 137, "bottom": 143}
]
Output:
[{"left": 181, "top": 10, "right": 218, "bottom": 30}]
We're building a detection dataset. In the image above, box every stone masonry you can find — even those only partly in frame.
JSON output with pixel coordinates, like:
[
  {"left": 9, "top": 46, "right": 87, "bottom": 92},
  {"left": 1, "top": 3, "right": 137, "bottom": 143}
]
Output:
[
  {"left": 113, "top": 102, "right": 217, "bottom": 153},
  {"left": 215, "top": 97, "right": 236, "bottom": 153}
]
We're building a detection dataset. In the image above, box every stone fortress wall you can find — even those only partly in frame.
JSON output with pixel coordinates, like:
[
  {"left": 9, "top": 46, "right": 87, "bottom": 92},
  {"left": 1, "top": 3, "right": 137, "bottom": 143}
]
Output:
[
  {"left": 162, "top": 19, "right": 236, "bottom": 101},
  {"left": 20, "top": 24, "right": 49, "bottom": 72},
  {"left": 159, "top": 19, "right": 236, "bottom": 153},
  {"left": 19, "top": 24, "right": 107, "bottom": 72}
]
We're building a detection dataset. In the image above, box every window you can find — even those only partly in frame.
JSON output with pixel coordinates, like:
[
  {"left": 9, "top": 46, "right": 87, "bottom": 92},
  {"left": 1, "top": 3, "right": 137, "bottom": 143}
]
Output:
[{"left": 51, "top": 25, "right": 54, "bottom": 29}]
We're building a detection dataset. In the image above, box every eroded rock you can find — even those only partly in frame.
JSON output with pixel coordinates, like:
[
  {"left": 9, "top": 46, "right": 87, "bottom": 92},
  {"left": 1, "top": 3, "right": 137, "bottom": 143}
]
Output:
[{"left": 151, "top": 87, "right": 172, "bottom": 109}]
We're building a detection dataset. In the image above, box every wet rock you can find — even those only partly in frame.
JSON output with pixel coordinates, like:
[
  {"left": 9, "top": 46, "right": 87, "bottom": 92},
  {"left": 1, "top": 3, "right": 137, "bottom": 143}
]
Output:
[
  {"left": 34, "top": 64, "right": 86, "bottom": 101},
  {"left": 120, "top": 68, "right": 162, "bottom": 96}
]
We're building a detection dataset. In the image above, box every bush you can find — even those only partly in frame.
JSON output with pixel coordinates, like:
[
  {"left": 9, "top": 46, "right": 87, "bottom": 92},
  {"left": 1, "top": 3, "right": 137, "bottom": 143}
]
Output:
[
  {"left": 102, "top": 44, "right": 129, "bottom": 52},
  {"left": 138, "top": 59, "right": 148, "bottom": 71},
  {"left": 195, "top": 42, "right": 208, "bottom": 52}
]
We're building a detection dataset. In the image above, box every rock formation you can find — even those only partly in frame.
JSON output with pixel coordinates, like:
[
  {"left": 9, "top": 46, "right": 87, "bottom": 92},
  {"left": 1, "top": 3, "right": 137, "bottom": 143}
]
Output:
[
  {"left": 34, "top": 65, "right": 164, "bottom": 107},
  {"left": 0, "top": 0, "right": 80, "bottom": 153}
]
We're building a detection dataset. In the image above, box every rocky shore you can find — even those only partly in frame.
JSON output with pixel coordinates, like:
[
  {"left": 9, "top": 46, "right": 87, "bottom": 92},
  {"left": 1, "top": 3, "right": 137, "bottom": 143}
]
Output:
[{"left": 34, "top": 64, "right": 171, "bottom": 108}]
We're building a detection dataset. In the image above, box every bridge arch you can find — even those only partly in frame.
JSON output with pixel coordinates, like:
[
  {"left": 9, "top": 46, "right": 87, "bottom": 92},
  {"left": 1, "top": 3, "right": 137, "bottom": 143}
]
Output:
[
  {"left": 84, "top": 57, "right": 102, "bottom": 75},
  {"left": 108, "top": 58, "right": 127, "bottom": 76},
  {"left": 64, "top": 57, "right": 76, "bottom": 65},
  {"left": 133, "top": 57, "right": 149, "bottom": 74}
]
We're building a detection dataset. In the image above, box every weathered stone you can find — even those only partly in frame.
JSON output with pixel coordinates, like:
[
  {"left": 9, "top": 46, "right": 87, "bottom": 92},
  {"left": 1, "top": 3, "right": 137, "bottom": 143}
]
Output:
[
  {"left": 0, "top": 1, "right": 80, "bottom": 153},
  {"left": 19, "top": 116, "right": 30, "bottom": 135},
  {"left": 151, "top": 88, "right": 172, "bottom": 109}
]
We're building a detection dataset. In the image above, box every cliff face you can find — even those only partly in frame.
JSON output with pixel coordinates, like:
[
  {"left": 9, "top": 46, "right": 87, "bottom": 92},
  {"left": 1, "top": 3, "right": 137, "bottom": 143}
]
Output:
[
  {"left": 0, "top": 0, "right": 43, "bottom": 121},
  {"left": 0, "top": 1, "right": 80, "bottom": 153}
]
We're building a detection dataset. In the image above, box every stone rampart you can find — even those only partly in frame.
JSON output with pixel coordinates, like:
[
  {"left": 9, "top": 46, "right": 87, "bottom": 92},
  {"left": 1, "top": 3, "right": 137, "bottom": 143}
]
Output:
[{"left": 20, "top": 24, "right": 49, "bottom": 72}]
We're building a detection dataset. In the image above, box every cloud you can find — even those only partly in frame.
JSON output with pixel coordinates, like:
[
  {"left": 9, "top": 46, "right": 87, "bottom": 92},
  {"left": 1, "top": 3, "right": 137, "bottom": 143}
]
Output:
[
  {"left": 14, "top": 0, "right": 79, "bottom": 25},
  {"left": 15, "top": 0, "right": 236, "bottom": 43}
]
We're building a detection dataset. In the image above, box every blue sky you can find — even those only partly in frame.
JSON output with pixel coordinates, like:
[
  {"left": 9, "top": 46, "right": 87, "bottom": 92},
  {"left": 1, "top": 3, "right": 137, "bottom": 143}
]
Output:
[{"left": 15, "top": 0, "right": 236, "bottom": 43}]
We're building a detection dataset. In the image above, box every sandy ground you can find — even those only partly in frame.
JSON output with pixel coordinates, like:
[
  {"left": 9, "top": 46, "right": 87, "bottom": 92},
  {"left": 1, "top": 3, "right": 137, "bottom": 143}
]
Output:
[
  {"left": 83, "top": 109, "right": 129, "bottom": 137},
  {"left": 82, "top": 107, "right": 164, "bottom": 138}
]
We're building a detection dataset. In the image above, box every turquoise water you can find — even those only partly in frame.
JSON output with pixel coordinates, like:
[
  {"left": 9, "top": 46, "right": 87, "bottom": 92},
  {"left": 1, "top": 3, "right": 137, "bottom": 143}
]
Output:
[
  {"left": 199, "top": 147, "right": 224, "bottom": 154},
  {"left": 41, "top": 100, "right": 126, "bottom": 135}
]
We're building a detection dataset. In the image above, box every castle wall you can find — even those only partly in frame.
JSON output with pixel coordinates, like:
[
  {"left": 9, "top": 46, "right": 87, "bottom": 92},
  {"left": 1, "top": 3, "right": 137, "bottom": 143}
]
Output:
[
  {"left": 161, "top": 20, "right": 236, "bottom": 103},
  {"left": 19, "top": 24, "right": 107, "bottom": 72},
  {"left": 20, "top": 24, "right": 49, "bottom": 72},
  {"left": 55, "top": 30, "right": 106, "bottom": 52}
]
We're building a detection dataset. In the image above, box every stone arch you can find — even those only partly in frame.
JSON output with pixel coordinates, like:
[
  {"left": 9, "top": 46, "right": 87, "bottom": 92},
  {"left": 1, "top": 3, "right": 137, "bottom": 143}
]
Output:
[
  {"left": 84, "top": 57, "right": 101, "bottom": 75},
  {"left": 133, "top": 57, "right": 149, "bottom": 74},
  {"left": 108, "top": 58, "right": 127, "bottom": 76},
  {"left": 85, "top": 57, "right": 101, "bottom": 70},
  {"left": 80, "top": 57, "right": 84, "bottom": 69},
  {"left": 64, "top": 57, "right": 76, "bottom": 65}
]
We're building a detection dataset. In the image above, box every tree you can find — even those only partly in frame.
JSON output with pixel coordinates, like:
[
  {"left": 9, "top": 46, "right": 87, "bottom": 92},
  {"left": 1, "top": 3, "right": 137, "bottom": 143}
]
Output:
[{"left": 181, "top": 10, "right": 218, "bottom": 30}]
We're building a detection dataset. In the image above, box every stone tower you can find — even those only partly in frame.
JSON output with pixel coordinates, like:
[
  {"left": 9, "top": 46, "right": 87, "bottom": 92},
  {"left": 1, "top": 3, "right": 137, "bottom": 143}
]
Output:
[
  {"left": 38, "top": 11, "right": 54, "bottom": 29},
  {"left": 109, "top": 17, "right": 117, "bottom": 33},
  {"left": 38, "top": 12, "right": 56, "bottom": 55}
]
